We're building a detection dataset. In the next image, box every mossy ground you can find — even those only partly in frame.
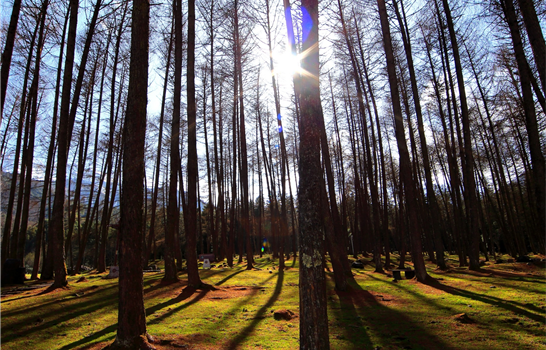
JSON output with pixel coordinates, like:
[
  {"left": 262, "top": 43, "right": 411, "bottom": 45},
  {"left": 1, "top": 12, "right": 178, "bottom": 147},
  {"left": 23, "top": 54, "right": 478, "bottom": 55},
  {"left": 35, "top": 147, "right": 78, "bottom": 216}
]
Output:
[{"left": 1, "top": 254, "right": 545, "bottom": 349}]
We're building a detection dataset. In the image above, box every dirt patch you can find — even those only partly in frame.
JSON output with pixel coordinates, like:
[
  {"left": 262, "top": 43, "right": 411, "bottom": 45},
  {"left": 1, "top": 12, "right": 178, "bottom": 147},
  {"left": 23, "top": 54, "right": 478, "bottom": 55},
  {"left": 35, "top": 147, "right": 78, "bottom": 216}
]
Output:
[
  {"left": 202, "top": 286, "right": 265, "bottom": 301},
  {"left": 144, "top": 283, "right": 265, "bottom": 305},
  {"left": 273, "top": 309, "right": 296, "bottom": 320},
  {"left": 453, "top": 313, "right": 474, "bottom": 324}
]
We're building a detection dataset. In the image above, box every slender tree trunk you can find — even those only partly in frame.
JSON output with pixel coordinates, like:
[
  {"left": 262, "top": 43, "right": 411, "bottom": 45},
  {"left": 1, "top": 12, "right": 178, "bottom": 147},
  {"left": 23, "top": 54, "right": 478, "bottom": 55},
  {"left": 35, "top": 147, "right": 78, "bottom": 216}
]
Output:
[
  {"left": 98, "top": 3, "right": 128, "bottom": 273},
  {"left": 501, "top": 0, "right": 546, "bottom": 237},
  {"left": 50, "top": 0, "right": 80, "bottom": 288},
  {"left": 0, "top": 0, "right": 22, "bottom": 118},
  {"left": 441, "top": 0, "right": 481, "bottom": 269},
  {"left": 17, "top": 0, "right": 50, "bottom": 267},
  {"left": 185, "top": 0, "right": 202, "bottom": 288},
  {"left": 164, "top": 0, "right": 183, "bottom": 282},
  {"left": 394, "top": 0, "right": 446, "bottom": 269},
  {"left": 377, "top": 0, "right": 429, "bottom": 282},
  {"left": 516, "top": 0, "right": 546, "bottom": 92}
]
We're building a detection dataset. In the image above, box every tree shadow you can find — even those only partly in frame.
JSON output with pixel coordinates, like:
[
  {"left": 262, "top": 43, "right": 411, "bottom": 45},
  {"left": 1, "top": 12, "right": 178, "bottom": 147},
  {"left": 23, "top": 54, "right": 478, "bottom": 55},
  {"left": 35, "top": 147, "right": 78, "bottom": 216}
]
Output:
[
  {"left": 2, "top": 283, "right": 119, "bottom": 320},
  {"left": 225, "top": 271, "right": 284, "bottom": 350},
  {"left": 146, "top": 285, "right": 211, "bottom": 325},
  {"left": 340, "top": 276, "right": 457, "bottom": 350},
  {"left": 332, "top": 284, "right": 374, "bottom": 349},
  {"left": 214, "top": 269, "right": 246, "bottom": 286},
  {"left": 202, "top": 272, "right": 278, "bottom": 338},
  {"left": 424, "top": 279, "right": 546, "bottom": 323},
  {"left": 1, "top": 293, "right": 42, "bottom": 304},
  {"left": 58, "top": 324, "right": 117, "bottom": 350},
  {"left": 3, "top": 287, "right": 120, "bottom": 347},
  {"left": 433, "top": 270, "right": 545, "bottom": 294},
  {"left": 58, "top": 285, "right": 212, "bottom": 349}
]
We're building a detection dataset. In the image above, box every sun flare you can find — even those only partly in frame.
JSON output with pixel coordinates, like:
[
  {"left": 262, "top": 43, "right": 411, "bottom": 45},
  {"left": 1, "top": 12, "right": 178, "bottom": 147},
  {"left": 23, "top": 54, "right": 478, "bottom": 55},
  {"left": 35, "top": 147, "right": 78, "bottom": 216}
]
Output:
[{"left": 271, "top": 50, "right": 301, "bottom": 76}]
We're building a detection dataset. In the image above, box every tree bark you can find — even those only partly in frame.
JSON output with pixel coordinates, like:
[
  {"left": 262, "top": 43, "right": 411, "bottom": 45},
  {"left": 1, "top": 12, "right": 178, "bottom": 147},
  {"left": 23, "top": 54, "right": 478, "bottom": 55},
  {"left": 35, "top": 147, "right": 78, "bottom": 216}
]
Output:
[
  {"left": 110, "top": 0, "right": 151, "bottom": 348},
  {"left": 185, "top": 0, "right": 202, "bottom": 288},
  {"left": 295, "top": 0, "right": 330, "bottom": 348}
]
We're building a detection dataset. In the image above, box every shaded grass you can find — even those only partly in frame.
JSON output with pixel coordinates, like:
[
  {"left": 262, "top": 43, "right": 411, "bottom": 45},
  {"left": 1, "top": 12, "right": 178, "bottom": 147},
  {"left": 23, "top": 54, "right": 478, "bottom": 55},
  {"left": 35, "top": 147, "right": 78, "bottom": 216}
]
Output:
[{"left": 1, "top": 255, "right": 545, "bottom": 349}]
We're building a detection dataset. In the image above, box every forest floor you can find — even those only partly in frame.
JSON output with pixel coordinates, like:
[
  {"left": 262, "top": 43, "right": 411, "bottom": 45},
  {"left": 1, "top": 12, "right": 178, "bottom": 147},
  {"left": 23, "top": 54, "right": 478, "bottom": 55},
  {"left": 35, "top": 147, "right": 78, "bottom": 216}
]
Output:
[{"left": 1, "top": 254, "right": 545, "bottom": 350}]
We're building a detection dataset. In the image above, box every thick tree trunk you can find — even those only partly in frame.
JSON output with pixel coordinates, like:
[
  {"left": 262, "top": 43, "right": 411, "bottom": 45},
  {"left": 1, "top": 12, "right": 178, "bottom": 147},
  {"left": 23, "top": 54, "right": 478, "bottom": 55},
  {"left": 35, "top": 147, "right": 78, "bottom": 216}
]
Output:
[
  {"left": 110, "top": 0, "right": 151, "bottom": 348},
  {"left": 294, "top": 1, "right": 330, "bottom": 348}
]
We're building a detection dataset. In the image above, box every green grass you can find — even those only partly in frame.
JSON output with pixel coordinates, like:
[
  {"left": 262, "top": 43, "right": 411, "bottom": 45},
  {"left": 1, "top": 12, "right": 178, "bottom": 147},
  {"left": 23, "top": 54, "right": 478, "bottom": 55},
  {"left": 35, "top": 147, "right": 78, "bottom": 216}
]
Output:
[{"left": 1, "top": 255, "right": 545, "bottom": 349}]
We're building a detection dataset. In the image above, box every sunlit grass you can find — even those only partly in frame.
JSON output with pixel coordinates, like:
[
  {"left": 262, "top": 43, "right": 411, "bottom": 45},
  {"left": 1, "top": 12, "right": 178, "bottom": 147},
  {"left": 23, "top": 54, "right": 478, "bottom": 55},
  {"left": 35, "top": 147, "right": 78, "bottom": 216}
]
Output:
[{"left": 1, "top": 254, "right": 545, "bottom": 349}]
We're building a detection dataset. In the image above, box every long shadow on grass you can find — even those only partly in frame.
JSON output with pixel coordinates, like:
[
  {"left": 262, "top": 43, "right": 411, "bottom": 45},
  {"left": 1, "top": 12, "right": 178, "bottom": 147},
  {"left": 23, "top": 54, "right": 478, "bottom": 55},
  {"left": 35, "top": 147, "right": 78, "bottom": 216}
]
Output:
[
  {"left": 2, "top": 286, "right": 119, "bottom": 346},
  {"left": 2, "top": 282, "right": 119, "bottom": 321},
  {"left": 214, "top": 268, "right": 246, "bottom": 286},
  {"left": 225, "top": 271, "right": 284, "bottom": 350},
  {"left": 58, "top": 286, "right": 210, "bottom": 350},
  {"left": 349, "top": 276, "right": 456, "bottom": 350},
  {"left": 1, "top": 293, "right": 43, "bottom": 304},
  {"left": 434, "top": 273, "right": 545, "bottom": 295},
  {"left": 425, "top": 279, "right": 546, "bottom": 323},
  {"left": 58, "top": 324, "right": 117, "bottom": 350},
  {"left": 202, "top": 273, "right": 278, "bottom": 340},
  {"left": 332, "top": 283, "right": 374, "bottom": 349},
  {"left": 146, "top": 285, "right": 210, "bottom": 324}
]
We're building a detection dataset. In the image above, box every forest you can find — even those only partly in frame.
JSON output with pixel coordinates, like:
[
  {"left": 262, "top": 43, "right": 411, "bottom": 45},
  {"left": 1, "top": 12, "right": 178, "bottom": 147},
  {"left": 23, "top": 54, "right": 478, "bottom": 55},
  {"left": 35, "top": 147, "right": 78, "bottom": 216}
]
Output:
[{"left": 0, "top": 0, "right": 545, "bottom": 348}]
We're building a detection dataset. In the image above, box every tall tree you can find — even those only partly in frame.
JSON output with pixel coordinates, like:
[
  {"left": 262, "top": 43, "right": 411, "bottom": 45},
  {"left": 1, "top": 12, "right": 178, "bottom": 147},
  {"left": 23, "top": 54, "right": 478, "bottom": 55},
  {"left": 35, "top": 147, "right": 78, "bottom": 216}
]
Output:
[
  {"left": 392, "top": 0, "right": 446, "bottom": 269},
  {"left": 377, "top": 0, "right": 429, "bottom": 281},
  {"left": 295, "top": 0, "right": 330, "bottom": 348},
  {"left": 185, "top": 0, "right": 202, "bottom": 288},
  {"left": 109, "top": 0, "right": 153, "bottom": 348},
  {"left": 164, "top": 0, "right": 183, "bottom": 282},
  {"left": 49, "top": 0, "right": 80, "bottom": 288},
  {"left": 234, "top": 0, "right": 253, "bottom": 270},
  {"left": 17, "top": 0, "right": 51, "bottom": 265},
  {"left": 0, "top": 0, "right": 22, "bottom": 119},
  {"left": 500, "top": 0, "right": 546, "bottom": 237},
  {"left": 441, "top": 0, "right": 481, "bottom": 270}
]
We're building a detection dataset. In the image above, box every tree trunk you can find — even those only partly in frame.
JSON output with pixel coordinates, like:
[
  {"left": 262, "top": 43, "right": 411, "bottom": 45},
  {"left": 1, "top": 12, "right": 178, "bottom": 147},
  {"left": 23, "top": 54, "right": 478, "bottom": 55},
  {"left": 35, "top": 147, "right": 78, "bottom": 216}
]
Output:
[
  {"left": 501, "top": 0, "right": 546, "bottom": 237},
  {"left": 441, "top": 0, "right": 482, "bottom": 270},
  {"left": 98, "top": 3, "right": 128, "bottom": 273},
  {"left": 164, "top": 0, "right": 183, "bottom": 283},
  {"left": 110, "top": 0, "right": 151, "bottom": 348},
  {"left": 50, "top": 0, "right": 80, "bottom": 288},
  {"left": 293, "top": 0, "right": 330, "bottom": 348},
  {"left": 0, "top": 0, "right": 22, "bottom": 118},
  {"left": 393, "top": 0, "right": 446, "bottom": 269},
  {"left": 377, "top": 0, "right": 429, "bottom": 282},
  {"left": 185, "top": 0, "right": 202, "bottom": 288}
]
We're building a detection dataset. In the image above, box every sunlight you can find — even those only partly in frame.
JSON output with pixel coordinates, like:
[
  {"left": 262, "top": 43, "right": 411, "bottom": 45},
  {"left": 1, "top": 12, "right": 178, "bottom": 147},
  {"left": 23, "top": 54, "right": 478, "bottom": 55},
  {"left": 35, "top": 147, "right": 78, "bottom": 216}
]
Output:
[{"left": 271, "top": 50, "right": 301, "bottom": 76}]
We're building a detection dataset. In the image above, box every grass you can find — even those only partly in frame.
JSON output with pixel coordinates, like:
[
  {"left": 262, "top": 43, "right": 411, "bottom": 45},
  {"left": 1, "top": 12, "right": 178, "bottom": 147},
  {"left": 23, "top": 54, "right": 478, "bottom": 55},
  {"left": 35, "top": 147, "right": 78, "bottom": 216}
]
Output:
[{"left": 1, "top": 254, "right": 545, "bottom": 349}]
